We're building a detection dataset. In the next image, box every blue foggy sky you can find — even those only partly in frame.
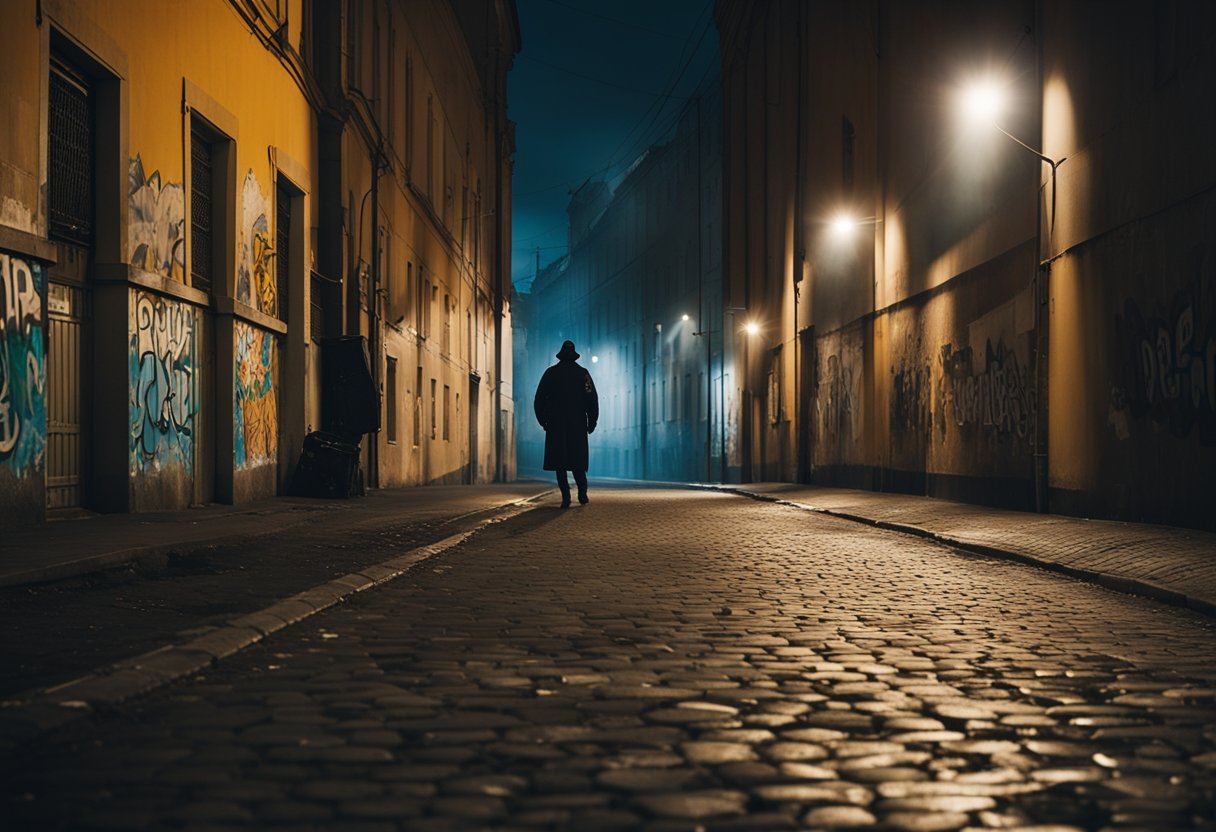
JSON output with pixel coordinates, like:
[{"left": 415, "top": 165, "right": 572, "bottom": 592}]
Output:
[{"left": 507, "top": 0, "right": 718, "bottom": 293}]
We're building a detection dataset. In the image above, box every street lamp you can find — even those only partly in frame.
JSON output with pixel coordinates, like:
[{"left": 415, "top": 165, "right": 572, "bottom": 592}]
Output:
[
  {"left": 744, "top": 321, "right": 759, "bottom": 336},
  {"left": 960, "top": 78, "right": 1064, "bottom": 174},
  {"left": 960, "top": 76, "right": 1063, "bottom": 514}
]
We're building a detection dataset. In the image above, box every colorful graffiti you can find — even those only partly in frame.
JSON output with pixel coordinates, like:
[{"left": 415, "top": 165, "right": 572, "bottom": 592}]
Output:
[
  {"left": 129, "top": 290, "right": 194, "bottom": 473},
  {"left": 937, "top": 339, "right": 1034, "bottom": 439},
  {"left": 0, "top": 253, "right": 46, "bottom": 477},
  {"left": 128, "top": 156, "right": 185, "bottom": 280},
  {"left": 238, "top": 171, "right": 277, "bottom": 317},
  {"left": 234, "top": 320, "right": 278, "bottom": 469},
  {"left": 1113, "top": 289, "right": 1216, "bottom": 445}
]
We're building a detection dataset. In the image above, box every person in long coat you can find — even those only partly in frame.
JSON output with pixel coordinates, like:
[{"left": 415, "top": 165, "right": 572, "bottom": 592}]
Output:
[{"left": 534, "top": 340, "right": 599, "bottom": 507}]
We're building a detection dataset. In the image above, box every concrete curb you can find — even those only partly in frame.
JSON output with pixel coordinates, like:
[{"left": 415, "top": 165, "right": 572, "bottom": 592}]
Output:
[
  {"left": 699, "top": 484, "right": 1216, "bottom": 620},
  {"left": 0, "top": 494, "right": 549, "bottom": 749}
]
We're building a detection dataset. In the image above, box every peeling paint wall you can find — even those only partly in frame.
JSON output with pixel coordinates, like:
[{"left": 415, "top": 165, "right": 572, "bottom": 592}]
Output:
[
  {"left": 128, "top": 155, "right": 185, "bottom": 279},
  {"left": 128, "top": 289, "right": 195, "bottom": 476},
  {"left": 234, "top": 320, "right": 278, "bottom": 471},
  {"left": 238, "top": 170, "right": 276, "bottom": 317}
]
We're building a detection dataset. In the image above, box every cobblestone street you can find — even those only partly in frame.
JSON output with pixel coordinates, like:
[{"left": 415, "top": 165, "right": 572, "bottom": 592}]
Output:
[{"left": 5, "top": 487, "right": 1216, "bottom": 831}]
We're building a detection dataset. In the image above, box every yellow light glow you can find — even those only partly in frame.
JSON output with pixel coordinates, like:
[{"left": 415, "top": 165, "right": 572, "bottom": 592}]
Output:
[
  {"left": 744, "top": 322, "right": 759, "bottom": 336},
  {"left": 961, "top": 79, "right": 1005, "bottom": 123},
  {"left": 831, "top": 214, "right": 857, "bottom": 235}
]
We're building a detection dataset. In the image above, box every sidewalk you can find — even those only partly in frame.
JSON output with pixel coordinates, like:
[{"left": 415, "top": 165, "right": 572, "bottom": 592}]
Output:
[
  {"left": 697, "top": 482, "right": 1216, "bottom": 618},
  {"left": 0, "top": 483, "right": 552, "bottom": 588}
]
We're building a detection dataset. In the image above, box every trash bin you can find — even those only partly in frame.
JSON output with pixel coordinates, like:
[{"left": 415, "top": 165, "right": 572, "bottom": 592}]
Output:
[{"left": 293, "top": 430, "right": 361, "bottom": 498}]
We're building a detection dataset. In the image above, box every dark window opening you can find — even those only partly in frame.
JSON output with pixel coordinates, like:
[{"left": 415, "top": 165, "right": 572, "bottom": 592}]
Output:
[
  {"left": 48, "top": 56, "right": 94, "bottom": 246},
  {"left": 276, "top": 177, "right": 293, "bottom": 321},
  {"left": 191, "top": 122, "right": 214, "bottom": 294},
  {"left": 386, "top": 356, "right": 398, "bottom": 443}
]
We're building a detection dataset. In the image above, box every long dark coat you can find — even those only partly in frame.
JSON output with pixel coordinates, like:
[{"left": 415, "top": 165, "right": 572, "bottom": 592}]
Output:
[{"left": 534, "top": 359, "right": 599, "bottom": 471}]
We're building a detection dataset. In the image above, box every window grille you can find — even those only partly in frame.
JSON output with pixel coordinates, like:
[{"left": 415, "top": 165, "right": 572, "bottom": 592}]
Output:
[
  {"left": 48, "top": 59, "right": 93, "bottom": 246},
  {"left": 191, "top": 124, "right": 213, "bottom": 293}
]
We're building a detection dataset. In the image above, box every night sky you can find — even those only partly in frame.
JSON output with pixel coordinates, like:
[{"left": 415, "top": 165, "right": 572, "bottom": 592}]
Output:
[{"left": 507, "top": 0, "right": 718, "bottom": 292}]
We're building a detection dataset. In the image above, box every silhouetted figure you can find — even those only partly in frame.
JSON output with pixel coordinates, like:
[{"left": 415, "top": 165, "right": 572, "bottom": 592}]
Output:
[{"left": 534, "top": 340, "right": 599, "bottom": 508}]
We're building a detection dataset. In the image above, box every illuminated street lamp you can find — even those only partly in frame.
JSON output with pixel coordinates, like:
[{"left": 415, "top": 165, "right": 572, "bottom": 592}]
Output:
[
  {"left": 959, "top": 76, "right": 1063, "bottom": 514},
  {"left": 591, "top": 355, "right": 598, "bottom": 363},
  {"left": 960, "top": 77, "right": 1063, "bottom": 173},
  {"left": 830, "top": 214, "right": 857, "bottom": 236},
  {"left": 744, "top": 321, "right": 759, "bottom": 336},
  {"left": 681, "top": 313, "right": 690, "bottom": 322}
]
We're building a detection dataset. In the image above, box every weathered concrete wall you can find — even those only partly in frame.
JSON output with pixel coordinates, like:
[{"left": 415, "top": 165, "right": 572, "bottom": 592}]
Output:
[{"left": 1051, "top": 191, "right": 1216, "bottom": 526}]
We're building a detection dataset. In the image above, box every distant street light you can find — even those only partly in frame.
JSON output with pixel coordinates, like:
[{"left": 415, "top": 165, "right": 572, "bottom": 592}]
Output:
[
  {"left": 591, "top": 355, "right": 599, "bottom": 363},
  {"left": 681, "top": 313, "right": 690, "bottom": 322},
  {"left": 744, "top": 321, "right": 759, "bottom": 336}
]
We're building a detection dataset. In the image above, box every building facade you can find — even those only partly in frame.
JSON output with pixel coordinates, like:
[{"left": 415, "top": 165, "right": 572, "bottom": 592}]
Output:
[
  {"left": 0, "top": 0, "right": 518, "bottom": 529},
  {"left": 717, "top": 0, "right": 1215, "bottom": 529},
  {"left": 514, "top": 79, "right": 723, "bottom": 482}
]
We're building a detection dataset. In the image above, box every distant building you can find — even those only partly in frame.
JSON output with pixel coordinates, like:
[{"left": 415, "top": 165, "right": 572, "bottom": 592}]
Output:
[
  {"left": 0, "top": 0, "right": 519, "bottom": 529},
  {"left": 716, "top": 0, "right": 1215, "bottom": 529},
  {"left": 513, "top": 75, "right": 723, "bottom": 481}
]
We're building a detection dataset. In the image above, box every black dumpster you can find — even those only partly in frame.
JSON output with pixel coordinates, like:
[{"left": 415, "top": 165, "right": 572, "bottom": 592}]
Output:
[{"left": 293, "top": 430, "right": 361, "bottom": 498}]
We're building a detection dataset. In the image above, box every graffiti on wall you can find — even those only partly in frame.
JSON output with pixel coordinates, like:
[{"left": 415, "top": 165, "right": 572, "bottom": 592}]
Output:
[
  {"left": 1113, "top": 288, "right": 1216, "bottom": 445},
  {"left": 891, "top": 359, "right": 933, "bottom": 436},
  {"left": 234, "top": 320, "right": 278, "bottom": 469},
  {"left": 129, "top": 156, "right": 185, "bottom": 280},
  {"left": 818, "top": 351, "right": 861, "bottom": 443},
  {"left": 937, "top": 339, "right": 1034, "bottom": 439},
  {"left": 0, "top": 253, "right": 46, "bottom": 477},
  {"left": 129, "top": 290, "right": 194, "bottom": 473},
  {"left": 238, "top": 171, "right": 277, "bottom": 317}
]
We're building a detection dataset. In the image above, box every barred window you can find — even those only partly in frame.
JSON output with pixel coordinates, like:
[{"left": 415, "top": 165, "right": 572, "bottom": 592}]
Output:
[{"left": 48, "top": 57, "right": 94, "bottom": 246}]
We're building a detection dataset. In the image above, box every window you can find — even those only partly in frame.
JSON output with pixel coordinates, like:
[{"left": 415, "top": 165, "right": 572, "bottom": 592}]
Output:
[
  {"left": 430, "top": 378, "right": 437, "bottom": 440},
  {"left": 414, "top": 366, "right": 422, "bottom": 446},
  {"left": 442, "top": 293, "right": 451, "bottom": 355},
  {"left": 426, "top": 94, "right": 434, "bottom": 200},
  {"left": 190, "top": 120, "right": 215, "bottom": 293},
  {"left": 386, "top": 357, "right": 398, "bottom": 443},
  {"left": 442, "top": 384, "right": 452, "bottom": 442},
  {"left": 48, "top": 55, "right": 94, "bottom": 246},
  {"left": 275, "top": 176, "right": 295, "bottom": 320}
]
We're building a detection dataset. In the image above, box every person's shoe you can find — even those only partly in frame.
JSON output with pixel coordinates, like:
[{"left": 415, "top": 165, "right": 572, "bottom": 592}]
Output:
[
  {"left": 578, "top": 491, "right": 589, "bottom": 505},
  {"left": 560, "top": 493, "right": 571, "bottom": 509}
]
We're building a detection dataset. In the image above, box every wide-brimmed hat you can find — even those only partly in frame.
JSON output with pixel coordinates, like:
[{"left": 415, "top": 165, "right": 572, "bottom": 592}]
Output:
[{"left": 556, "top": 340, "right": 579, "bottom": 361}]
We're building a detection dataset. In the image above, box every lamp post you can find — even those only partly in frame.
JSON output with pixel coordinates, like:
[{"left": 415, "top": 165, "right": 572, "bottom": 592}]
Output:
[{"left": 961, "top": 78, "right": 1063, "bottom": 514}]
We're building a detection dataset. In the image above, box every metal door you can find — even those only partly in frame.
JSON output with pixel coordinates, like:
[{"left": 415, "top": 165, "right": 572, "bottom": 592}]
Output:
[{"left": 46, "top": 252, "right": 90, "bottom": 510}]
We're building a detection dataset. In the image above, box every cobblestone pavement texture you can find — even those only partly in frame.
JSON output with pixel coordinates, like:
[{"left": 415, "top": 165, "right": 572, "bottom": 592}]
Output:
[
  {"left": 0, "top": 485, "right": 548, "bottom": 698},
  {"left": 703, "top": 484, "right": 1216, "bottom": 617},
  {"left": 4, "top": 488, "right": 1216, "bottom": 831}
]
